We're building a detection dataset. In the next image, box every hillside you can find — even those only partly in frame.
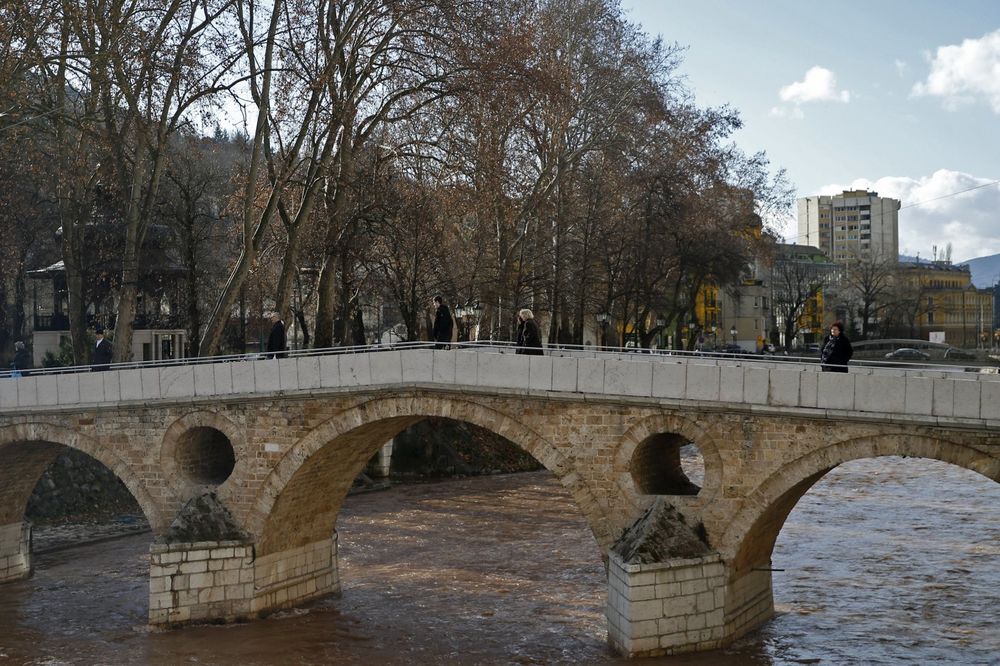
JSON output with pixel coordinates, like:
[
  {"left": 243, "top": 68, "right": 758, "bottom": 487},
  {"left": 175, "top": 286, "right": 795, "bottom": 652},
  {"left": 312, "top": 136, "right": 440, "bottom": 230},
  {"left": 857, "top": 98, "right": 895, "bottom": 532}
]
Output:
[{"left": 959, "top": 253, "right": 1000, "bottom": 288}]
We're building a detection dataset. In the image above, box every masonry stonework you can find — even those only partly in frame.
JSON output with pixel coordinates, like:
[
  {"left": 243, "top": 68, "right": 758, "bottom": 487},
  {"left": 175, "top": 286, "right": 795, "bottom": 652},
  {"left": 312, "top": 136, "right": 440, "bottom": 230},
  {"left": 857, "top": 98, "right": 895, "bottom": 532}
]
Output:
[
  {"left": 0, "top": 521, "right": 32, "bottom": 583},
  {"left": 0, "top": 351, "right": 997, "bottom": 656},
  {"left": 607, "top": 553, "right": 729, "bottom": 657}
]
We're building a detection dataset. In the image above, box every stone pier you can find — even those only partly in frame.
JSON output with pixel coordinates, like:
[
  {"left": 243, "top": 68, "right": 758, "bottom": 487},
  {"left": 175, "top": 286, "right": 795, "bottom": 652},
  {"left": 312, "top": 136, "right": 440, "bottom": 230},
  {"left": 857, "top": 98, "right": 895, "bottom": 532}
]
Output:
[
  {"left": 148, "top": 533, "right": 340, "bottom": 626},
  {"left": 606, "top": 552, "right": 776, "bottom": 657},
  {"left": 606, "top": 552, "right": 727, "bottom": 657},
  {"left": 367, "top": 439, "right": 394, "bottom": 479},
  {"left": 0, "top": 521, "right": 32, "bottom": 583}
]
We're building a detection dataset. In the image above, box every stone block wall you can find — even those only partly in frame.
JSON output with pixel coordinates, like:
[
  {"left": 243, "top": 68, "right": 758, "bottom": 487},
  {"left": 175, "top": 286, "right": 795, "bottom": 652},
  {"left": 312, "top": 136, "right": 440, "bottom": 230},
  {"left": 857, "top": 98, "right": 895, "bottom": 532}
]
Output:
[
  {"left": 148, "top": 534, "right": 340, "bottom": 627},
  {"left": 606, "top": 552, "right": 727, "bottom": 657},
  {"left": 252, "top": 534, "right": 340, "bottom": 614},
  {"left": 148, "top": 539, "right": 255, "bottom": 625},
  {"left": 724, "top": 568, "right": 774, "bottom": 640},
  {"left": 0, "top": 521, "right": 31, "bottom": 583}
]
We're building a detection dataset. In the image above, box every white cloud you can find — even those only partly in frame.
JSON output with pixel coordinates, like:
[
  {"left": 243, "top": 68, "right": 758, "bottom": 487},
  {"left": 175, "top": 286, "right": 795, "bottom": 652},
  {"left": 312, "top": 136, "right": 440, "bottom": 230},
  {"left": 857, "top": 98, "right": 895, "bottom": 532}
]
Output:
[
  {"left": 769, "top": 105, "right": 804, "bottom": 120},
  {"left": 779, "top": 66, "right": 851, "bottom": 104},
  {"left": 772, "top": 66, "right": 851, "bottom": 118},
  {"left": 911, "top": 29, "right": 1000, "bottom": 113},
  {"left": 804, "top": 170, "right": 1000, "bottom": 263},
  {"left": 894, "top": 59, "right": 907, "bottom": 78}
]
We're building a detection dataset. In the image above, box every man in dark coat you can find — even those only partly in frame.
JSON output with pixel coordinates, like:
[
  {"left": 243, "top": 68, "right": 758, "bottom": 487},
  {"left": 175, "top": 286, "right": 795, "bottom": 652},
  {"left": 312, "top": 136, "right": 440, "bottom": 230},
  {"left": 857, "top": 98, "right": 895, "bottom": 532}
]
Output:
[
  {"left": 267, "top": 311, "right": 287, "bottom": 358},
  {"left": 93, "top": 326, "right": 113, "bottom": 371},
  {"left": 431, "top": 296, "right": 453, "bottom": 349},
  {"left": 820, "top": 320, "right": 853, "bottom": 372}
]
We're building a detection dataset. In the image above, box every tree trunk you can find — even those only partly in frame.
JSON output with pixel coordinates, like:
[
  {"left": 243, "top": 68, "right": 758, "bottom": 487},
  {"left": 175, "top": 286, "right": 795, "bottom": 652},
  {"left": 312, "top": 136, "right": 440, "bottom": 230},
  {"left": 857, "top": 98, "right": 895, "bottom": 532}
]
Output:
[
  {"left": 273, "top": 219, "right": 301, "bottom": 322},
  {"left": 313, "top": 124, "right": 356, "bottom": 348},
  {"left": 61, "top": 220, "right": 89, "bottom": 365},
  {"left": 112, "top": 232, "right": 141, "bottom": 362},
  {"left": 313, "top": 255, "right": 337, "bottom": 348}
]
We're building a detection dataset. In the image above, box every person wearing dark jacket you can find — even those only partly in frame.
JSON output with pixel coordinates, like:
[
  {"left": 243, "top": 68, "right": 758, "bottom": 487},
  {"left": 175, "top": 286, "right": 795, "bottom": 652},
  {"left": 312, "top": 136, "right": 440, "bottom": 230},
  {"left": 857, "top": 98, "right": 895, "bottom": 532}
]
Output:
[
  {"left": 92, "top": 326, "right": 113, "bottom": 371},
  {"left": 819, "top": 320, "right": 853, "bottom": 372},
  {"left": 515, "top": 308, "right": 544, "bottom": 355},
  {"left": 267, "top": 311, "right": 287, "bottom": 358},
  {"left": 431, "top": 296, "right": 453, "bottom": 349},
  {"left": 11, "top": 341, "right": 31, "bottom": 376}
]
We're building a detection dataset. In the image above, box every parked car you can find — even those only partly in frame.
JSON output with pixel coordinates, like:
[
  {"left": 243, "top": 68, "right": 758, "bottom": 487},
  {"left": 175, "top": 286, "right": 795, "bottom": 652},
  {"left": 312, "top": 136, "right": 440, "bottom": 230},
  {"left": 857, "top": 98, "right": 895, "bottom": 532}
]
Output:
[
  {"left": 884, "top": 348, "right": 930, "bottom": 360},
  {"left": 943, "top": 347, "right": 976, "bottom": 360},
  {"left": 806, "top": 343, "right": 821, "bottom": 353},
  {"left": 717, "top": 344, "right": 747, "bottom": 355}
]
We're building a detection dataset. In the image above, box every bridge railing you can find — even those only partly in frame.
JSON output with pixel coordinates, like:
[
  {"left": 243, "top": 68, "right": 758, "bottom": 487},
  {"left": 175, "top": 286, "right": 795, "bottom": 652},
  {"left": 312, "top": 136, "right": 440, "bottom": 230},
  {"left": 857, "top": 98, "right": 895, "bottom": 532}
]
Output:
[
  {"left": 2, "top": 339, "right": 998, "bottom": 422},
  {"left": 3, "top": 339, "right": 996, "bottom": 379}
]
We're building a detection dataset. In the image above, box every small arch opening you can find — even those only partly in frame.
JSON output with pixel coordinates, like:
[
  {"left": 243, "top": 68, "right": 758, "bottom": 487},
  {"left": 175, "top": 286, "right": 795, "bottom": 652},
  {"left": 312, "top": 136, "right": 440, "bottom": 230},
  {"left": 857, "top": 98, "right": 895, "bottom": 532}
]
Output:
[
  {"left": 630, "top": 433, "right": 705, "bottom": 495},
  {"left": 175, "top": 427, "right": 235, "bottom": 486}
]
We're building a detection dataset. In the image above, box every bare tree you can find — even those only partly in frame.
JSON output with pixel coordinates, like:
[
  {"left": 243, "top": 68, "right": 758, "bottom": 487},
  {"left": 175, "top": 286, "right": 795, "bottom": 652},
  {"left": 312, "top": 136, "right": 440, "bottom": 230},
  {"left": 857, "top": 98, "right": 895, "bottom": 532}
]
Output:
[
  {"left": 839, "top": 249, "right": 896, "bottom": 340},
  {"left": 769, "top": 244, "right": 834, "bottom": 350}
]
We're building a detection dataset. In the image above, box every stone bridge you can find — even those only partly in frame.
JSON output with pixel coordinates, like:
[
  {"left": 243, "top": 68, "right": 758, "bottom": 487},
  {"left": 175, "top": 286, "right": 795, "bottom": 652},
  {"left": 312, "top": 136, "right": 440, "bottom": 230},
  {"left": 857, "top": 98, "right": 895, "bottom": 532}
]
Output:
[{"left": 0, "top": 348, "right": 997, "bottom": 657}]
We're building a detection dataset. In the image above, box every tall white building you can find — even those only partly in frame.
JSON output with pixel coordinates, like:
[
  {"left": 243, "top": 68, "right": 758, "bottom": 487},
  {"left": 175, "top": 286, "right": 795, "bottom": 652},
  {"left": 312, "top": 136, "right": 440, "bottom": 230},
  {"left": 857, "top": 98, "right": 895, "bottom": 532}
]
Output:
[{"left": 797, "top": 189, "right": 900, "bottom": 263}]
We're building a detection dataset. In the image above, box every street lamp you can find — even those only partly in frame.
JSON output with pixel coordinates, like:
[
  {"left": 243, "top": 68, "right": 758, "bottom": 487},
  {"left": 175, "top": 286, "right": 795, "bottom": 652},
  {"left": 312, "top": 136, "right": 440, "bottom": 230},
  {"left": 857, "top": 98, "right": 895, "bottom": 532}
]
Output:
[
  {"left": 596, "top": 312, "right": 610, "bottom": 348},
  {"left": 456, "top": 305, "right": 475, "bottom": 342}
]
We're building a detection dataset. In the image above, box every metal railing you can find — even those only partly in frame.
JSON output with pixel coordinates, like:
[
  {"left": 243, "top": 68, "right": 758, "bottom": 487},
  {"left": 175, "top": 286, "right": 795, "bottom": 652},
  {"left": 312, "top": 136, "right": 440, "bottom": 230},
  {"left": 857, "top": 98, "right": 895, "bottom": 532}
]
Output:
[{"left": 3, "top": 338, "right": 996, "bottom": 380}]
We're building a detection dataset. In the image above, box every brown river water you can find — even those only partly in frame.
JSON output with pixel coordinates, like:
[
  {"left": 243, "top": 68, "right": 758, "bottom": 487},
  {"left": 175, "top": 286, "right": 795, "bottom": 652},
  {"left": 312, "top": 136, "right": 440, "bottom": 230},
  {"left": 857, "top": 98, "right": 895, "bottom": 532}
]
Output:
[{"left": 1, "top": 457, "right": 998, "bottom": 665}]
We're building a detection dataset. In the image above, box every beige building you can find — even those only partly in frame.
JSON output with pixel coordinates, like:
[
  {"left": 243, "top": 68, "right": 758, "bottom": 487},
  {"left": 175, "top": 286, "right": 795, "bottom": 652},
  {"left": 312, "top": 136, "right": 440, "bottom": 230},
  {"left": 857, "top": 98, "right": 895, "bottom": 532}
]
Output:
[
  {"left": 797, "top": 189, "right": 900, "bottom": 263},
  {"left": 890, "top": 261, "right": 994, "bottom": 347}
]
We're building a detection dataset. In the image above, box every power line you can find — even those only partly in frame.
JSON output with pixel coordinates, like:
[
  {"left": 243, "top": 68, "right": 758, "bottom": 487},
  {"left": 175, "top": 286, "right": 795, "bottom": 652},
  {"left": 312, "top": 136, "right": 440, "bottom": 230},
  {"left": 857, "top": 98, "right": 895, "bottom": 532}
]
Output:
[{"left": 899, "top": 179, "right": 1000, "bottom": 209}]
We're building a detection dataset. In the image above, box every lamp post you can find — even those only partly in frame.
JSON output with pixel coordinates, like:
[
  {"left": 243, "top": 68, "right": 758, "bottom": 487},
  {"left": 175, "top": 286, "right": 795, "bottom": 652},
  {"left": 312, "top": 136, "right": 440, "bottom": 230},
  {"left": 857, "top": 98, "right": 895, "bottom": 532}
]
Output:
[
  {"left": 459, "top": 305, "right": 480, "bottom": 342},
  {"left": 596, "top": 312, "right": 609, "bottom": 348},
  {"left": 455, "top": 306, "right": 467, "bottom": 342},
  {"left": 471, "top": 303, "right": 483, "bottom": 341}
]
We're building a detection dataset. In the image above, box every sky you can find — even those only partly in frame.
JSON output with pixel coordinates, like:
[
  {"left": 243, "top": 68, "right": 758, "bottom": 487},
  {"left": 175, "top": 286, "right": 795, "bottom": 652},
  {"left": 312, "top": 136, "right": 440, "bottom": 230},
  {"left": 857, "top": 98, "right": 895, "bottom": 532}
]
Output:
[{"left": 620, "top": 0, "right": 1000, "bottom": 264}]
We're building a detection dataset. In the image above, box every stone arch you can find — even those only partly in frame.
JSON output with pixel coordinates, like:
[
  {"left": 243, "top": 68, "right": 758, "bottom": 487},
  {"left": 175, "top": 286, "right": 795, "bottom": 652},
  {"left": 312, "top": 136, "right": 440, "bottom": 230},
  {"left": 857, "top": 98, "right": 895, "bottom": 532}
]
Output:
[
  {"left": 0, "top": 422, "right": 167, "bottom": 531},
  {"left": 160, "top": 410, "right": 245, "bottom": 500},
  {"left": 614, "top": 412, "right": 724, "bottom": 507},
  {"left": 252, "top": 394, "right": 610, "bottom": 556},
  {"left": 722, "top": 432, "right": 1000, "bottom": 576}
]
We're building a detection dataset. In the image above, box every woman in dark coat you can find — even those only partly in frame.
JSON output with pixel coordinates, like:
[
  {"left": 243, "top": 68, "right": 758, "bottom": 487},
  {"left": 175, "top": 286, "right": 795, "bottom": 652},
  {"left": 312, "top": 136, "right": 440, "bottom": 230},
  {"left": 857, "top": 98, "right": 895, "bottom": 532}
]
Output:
[
  {"left": 819, "top": 320, "right": 853, "bottom": 372},
  {"left": 515, "top": 309, "right": 544, "bottom": 355}
]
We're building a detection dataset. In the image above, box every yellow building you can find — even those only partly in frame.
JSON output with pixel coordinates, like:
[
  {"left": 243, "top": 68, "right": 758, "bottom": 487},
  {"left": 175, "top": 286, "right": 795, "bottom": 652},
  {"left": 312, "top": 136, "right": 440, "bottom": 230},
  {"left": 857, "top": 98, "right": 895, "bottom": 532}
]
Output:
[
  {"left": 694, "top": 283, "right": 722, "bottom": 333},
  {"left": 894, "top": 261, "right": 993, "bottom": 348},
  {"left": 801, "top": 290, "right": 825, "bottom": 342}
]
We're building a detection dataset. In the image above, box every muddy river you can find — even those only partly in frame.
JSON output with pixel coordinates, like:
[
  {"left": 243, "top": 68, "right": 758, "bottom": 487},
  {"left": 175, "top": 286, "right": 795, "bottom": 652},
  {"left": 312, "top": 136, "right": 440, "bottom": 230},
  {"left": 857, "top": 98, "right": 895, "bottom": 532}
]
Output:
[{"left": 1, "top": 457, "right": 998, "bottom": 665}]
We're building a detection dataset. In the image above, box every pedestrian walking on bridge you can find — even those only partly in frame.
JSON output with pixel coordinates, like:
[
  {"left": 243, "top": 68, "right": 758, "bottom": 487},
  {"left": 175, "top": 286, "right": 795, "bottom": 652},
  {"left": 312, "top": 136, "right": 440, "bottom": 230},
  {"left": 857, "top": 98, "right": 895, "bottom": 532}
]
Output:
[{"left": 820, "top": 320, "right": 852, "bottom": 372}]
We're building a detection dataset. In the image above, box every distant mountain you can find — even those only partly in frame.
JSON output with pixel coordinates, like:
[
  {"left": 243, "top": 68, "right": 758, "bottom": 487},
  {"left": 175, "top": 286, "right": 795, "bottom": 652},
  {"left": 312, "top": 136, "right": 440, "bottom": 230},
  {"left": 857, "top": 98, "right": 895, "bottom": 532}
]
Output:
[
  {"left": 958, "top": 253, "right": 1000, "bottom": 288},
  {"left": 898, "top": 253, "right": 1000, "bottom": 288}
]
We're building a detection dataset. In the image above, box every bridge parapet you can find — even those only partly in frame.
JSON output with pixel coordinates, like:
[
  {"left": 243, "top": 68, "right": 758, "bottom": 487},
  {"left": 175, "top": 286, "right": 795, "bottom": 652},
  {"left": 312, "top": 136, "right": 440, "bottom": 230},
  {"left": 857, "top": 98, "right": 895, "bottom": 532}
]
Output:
[{"left": 3, "top": 349, "right": 998, "bottom": 427}]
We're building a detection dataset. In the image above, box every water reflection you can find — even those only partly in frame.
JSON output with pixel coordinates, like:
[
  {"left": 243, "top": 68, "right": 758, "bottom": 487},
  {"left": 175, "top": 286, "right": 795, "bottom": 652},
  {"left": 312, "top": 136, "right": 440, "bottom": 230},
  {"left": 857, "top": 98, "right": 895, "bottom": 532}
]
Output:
[{"left": 0, "top": 458, "right": 996, "bottom": 665}]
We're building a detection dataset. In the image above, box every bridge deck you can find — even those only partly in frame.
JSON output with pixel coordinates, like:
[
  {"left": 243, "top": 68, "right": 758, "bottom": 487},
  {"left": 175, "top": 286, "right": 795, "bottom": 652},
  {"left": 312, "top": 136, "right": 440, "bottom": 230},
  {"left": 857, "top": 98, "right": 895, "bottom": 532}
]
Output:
[{"left": 2, "top": 348, "right": 998, "bottom": 428}]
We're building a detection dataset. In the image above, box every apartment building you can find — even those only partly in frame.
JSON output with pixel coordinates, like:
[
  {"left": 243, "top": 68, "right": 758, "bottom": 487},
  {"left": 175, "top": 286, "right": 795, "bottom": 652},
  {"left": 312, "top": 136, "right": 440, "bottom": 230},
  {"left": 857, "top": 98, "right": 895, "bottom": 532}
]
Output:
[{"left": 797, "top": 189, "right": 900, "bottom": 263}]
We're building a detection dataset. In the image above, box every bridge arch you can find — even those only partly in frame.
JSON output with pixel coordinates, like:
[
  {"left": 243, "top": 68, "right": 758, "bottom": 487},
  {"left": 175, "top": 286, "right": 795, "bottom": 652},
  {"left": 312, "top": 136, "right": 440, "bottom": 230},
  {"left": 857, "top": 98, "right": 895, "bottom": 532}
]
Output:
[
  {"left": 252, "top": 394, "right": 610, "bottom": 556},
  {"left": 614, "top": 413, "right": 723, "bottom": 508},
  {"left": 0, "top": 422, "right": 166, "bottom": 531},
  {"left": 722, "top": 432, "right": 1000, "bottom": 575},
  {"left": 160, "top": 410, "right": 245, "bottom": 500}
]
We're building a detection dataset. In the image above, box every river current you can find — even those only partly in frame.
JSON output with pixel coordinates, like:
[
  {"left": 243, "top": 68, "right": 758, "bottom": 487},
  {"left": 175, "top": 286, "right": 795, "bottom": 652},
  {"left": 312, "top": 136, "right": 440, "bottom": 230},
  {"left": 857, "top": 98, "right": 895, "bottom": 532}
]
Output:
[{"left": 0, "top": 456, "right": 998, "bottom": 665}]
